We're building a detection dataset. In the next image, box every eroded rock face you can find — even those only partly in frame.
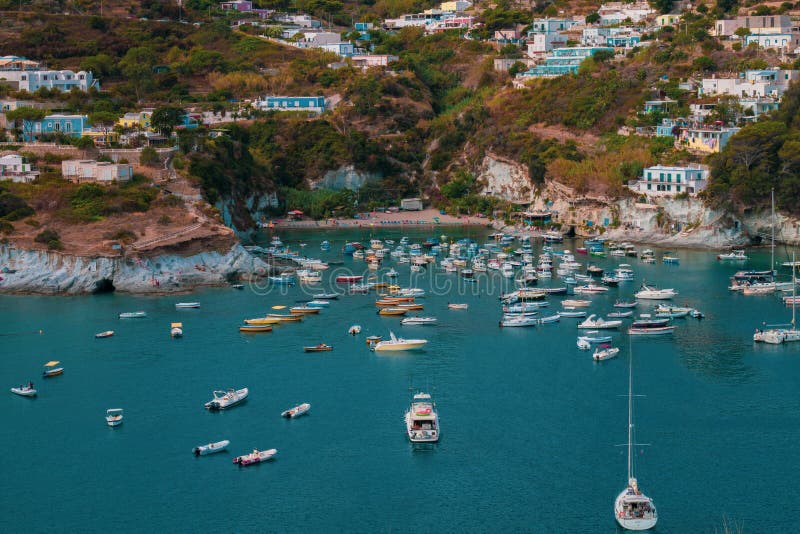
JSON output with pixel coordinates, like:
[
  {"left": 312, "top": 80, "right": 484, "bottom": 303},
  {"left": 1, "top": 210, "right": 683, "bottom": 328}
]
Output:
[
  {"left": 0, "top": 243, "right": 269, "bottom": 295},
  {"left": 477, "top": 154, "right": 532, "bottom": 203},
  {"left": 314, "top": 165, "right": 382, "bottom": 191}
]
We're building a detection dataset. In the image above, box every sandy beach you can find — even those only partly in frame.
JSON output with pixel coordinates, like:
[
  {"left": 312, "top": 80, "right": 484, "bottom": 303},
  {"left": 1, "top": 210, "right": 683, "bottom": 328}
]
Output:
[{"left": 271, "top": 208, "right": 492, "bottom": 228}]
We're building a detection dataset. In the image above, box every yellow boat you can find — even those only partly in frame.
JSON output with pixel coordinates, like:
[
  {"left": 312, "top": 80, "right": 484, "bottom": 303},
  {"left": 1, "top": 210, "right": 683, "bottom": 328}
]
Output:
[
  {"left": 378, "top": 308, "right": 408, "bottom": 316},
  {"left": 372, "top": 283, "right": 390, "bottom": 289},
  {"left": 289, "top": 307, "right": 321, "bottom": 314},
  {"left": 239, "top": 324, "right": 273, "bottom": 333},
  {"left": 244, "top": 317, "right": 281, "bottom": 325},
  {"left": 267, "top": 313, "right": 304, "bottom": 322}
]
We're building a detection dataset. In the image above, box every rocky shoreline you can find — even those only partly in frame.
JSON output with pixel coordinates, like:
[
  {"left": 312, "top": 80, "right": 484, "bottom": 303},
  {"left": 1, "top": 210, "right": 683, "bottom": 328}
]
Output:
[{"left": 0, "top": 243, "right": 272, "bottom": 296}]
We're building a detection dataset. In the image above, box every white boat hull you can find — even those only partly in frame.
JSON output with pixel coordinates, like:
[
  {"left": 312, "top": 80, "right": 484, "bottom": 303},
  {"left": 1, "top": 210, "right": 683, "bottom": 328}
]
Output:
[{"left": 194, "top": 440, "right": 230, "bottom": 456}]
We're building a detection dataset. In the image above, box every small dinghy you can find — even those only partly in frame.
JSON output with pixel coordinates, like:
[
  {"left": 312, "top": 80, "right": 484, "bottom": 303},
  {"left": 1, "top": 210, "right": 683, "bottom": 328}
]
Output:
[
  {"left": 304, "top": 344, "right": 332, "bottom": 352},
  {"left": 559, "top": 309, "right": 587, "bottom": 318},
  {"left": 95, "top": 330, "right": 114, "bottom": 338},
  {"left": 175, "top": 302, "right": 201, "bottom": 309},
  {"left": 193, "top": 440, "right": 230, "bottom": 456},
  {"left": 614, "top": 300, "right": 638, "bottom": 308},
  {"left": 313, "top": 293, "right": 339, "bottom": 300},
  {"left": 11, "top": 381, "right": 36, "bottom": 397},
  {"left": 593, "top": 346, "right": 620, "bottom": 361},
  {"left": 42, "top": 361, "right": 63, "bottom": 378},
  {"left": 348, "top": 325, "right": 362, "bottom": 335},
  {"left": 233, "top": 448, "right": 277, "bottom": 466},
  {"left": 119, "top": 311, "right": 147, "bottom": 319},
  {"left": 281, "top": 403, "right": 311, "bottom": 418},
  {"left": 448, "top": 303, "right": 468, "bottom": 310},
  {"left": 401, "top": 317, "right": 437, "bottom": 325},
  {"left": 171, "top": 323, "right": 183, "bottom": 338},
  {"left": 537, "top": 314, "right": 561, "bottom": 324},
  {"left": 105, "top": 408, "right": 123, "bottom": 427}
]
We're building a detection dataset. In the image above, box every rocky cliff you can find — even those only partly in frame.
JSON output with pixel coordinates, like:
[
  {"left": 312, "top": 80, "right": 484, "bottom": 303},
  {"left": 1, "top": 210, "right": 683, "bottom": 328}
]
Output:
[{"left": 0, "top": 243, "right": 270, "bottom": 295}]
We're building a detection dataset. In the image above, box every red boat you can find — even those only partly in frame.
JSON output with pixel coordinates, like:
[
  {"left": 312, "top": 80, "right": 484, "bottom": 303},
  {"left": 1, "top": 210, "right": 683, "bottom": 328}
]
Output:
[{"left": 336, "top": 275, "right": 363, "bottom": 283}]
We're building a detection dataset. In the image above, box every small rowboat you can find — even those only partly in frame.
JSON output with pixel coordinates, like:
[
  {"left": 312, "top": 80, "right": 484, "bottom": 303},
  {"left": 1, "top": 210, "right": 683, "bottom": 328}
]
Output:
[
  {"left": 175, "top": 302, "right": 201, "bottom": 309},
  {"left": 233, "top": 448, "right": 277, "bottom": 466},
  {"left": 289, "top": 306, "right": 321, "bottom": 314},
  {"left": 559, "top": 309, "right": 587, "bottom": 318},
  {"left": 95, "top": 330, "right": 114, "bottom": 338},
  {"left": 267, "top": 314, "right": 303, "bottom": 322},
  {"left": 106, "top": 408, "right": 123, "bottom": 427},
  {"left": 381, "top": 296, "right": 415, "bottom": 302},
  {"left": 628, "top": 325, "right": 676, "bottom": 335},
  {"left": 562, "top": 299, "right": 591, "bottom": 308},
  {"left": 378, "top": 308, "right": 407, "bottom": 316},
  {"left": 336, "top": 275, "right": 363, "bottom": 283},
  {"left": 244, "top": 317, "right": 281, "bottom": 325},
  {"left": 304, "top": 344, "right": 332, "bottom": 352},
  {"left": 593, "top": 346, "right": 620, "bottom": 361},
  {"left": 607, "top": 311, "right": 634, "bottom": 318},
  {"left": 43, "top": 361, "right": 63, "bottom": 377},
  {"left": 537, "top": 314, "right": 561, "bottom": 324},
  {"left": 239, "top": 324, "right": 273, "bottom": 333},
  {"left": 119, "top": 311, "right": 146, "bottom": 319},
  {"left": 401, "top": 317, "right": 437, "bottom": 325},
  {"left": 366, "top": 335, "right": 382, "bottom": 346},
  {"left": 281, "top": 403, "right": 311, "bottom": 418},
  {"left": 448, "top": 303, "right": 468, "bottom": 310},
  {"left": 312, "top": 293, "right": 339, "bottom": 300},
  {"left": 395, "top": 303, "right": 423, "bottom": 311},
  {"left": 193, "top": 440, "right": 230, "bottom": 456},
  {"left": 348, "top": 325, "right": 362, "bottom": 335}
]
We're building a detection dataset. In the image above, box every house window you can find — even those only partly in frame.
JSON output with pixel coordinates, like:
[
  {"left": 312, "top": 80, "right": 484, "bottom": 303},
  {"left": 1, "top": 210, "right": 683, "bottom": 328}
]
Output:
[
  {"left": 676, "top": 185, "right": 681, "bottom": 192},
  {"left": 79, "top": 74, "right": 84, "bottom": 80},
  {"left": 21, "top": 75, "right": 26, "bottom": 80},
  {"left": 65, "top": 123, "right": 71, "bottom": 132},
  {"left": 54, "top": 123, "right": 60, "bottom": 131},
  {"left": 676, "top": 174, "right": 681, "bottom": 183},
  {"left": 659, "top": 173, "right": 664, "bottom": 181},
  {"left": 647, "top": 183, "right": 651, "bottom": 190},
  {"left": 647, "top": 172, "right": 651, "bottom": 180},
  {"left": 42, "top": 75, "right": 48, "bottom": 80},
  {"left": 667, "top": 173, "right": 672, "bottom": 182}
]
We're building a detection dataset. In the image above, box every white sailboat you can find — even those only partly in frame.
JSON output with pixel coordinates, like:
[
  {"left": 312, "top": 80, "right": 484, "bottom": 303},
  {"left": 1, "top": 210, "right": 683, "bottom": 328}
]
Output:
[
  {"left": 614, "top": 346, "right": 657, "bottom": 530},
  {"left": 754, "top": 252, "right": 800, "bottom": 344}
]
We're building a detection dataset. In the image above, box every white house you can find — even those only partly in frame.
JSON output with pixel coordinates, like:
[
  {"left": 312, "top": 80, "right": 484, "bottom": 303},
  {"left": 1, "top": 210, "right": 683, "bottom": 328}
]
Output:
[
  {"left": 699, "top": 69, "right": 800, "bottom": 99},
  {"left": 597, "top": 2, "right": 654, "bottom": 25},
  {"left": 0, "top": 154, "right": 38, "bottom": 183},
  {"left": 440, "top": 0, "right": 471, "bottom": 12},
  {"left": 745, "top": 32, "right": 800, "bottom": 51},
  {"left": 628, "top": 164, "right": 709, "bottom": 197},
  {"left": 527, "top": 33, "right": 568, "bottom": 56},
  {"left": 0, "top": 56, "right": 99, "bottom": 93},
  {"left": 61, "top": 160, "right": 133, "bottom": 184},
  {"left": 351, "top": 55, "right": 399, "bottom": 68}
]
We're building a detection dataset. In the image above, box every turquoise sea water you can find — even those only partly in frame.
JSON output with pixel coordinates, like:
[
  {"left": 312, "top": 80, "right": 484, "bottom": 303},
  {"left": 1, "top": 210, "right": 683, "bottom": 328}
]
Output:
[{"left": 2, "top": 228, "right": 800, "bottom": 533}]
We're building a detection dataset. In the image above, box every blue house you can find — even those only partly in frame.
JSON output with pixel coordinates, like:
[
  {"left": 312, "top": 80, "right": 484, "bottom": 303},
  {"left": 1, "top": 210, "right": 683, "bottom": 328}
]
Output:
[
  {"left": 655, "top": 118, "right": 687, "bottom": 138},
  {"left": 22, "top": 114, "right": 87, "bottom": 142},
  {"left": 354, "top": 22, "right": 374, "bottom": 31},
  {"left": 256, "top": 96, "right": 326, "bottom": 114},
  {"left": 517, "top": 47, "right": 614, "bottom": 79}
]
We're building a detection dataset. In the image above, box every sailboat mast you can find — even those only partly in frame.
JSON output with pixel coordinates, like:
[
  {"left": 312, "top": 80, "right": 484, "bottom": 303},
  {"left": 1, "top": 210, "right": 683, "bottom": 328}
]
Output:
[
  {"left": 792, "top": 252, "right": 796, "bottom": 328},
  {"left": 627, "top": 347, "right": 633, "bottom": 481},
  {"left": 772, "top": 188, "right": 775, "bottom": 276}
]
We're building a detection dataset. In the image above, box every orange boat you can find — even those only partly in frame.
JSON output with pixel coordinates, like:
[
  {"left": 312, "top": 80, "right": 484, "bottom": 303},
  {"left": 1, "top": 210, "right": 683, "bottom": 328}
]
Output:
[
  {"left": 381, "top": 296, "right": 415, "bottom": 302},
  {"left": 289, "top": 307, "right": 321, "bottom": 314},
  {"left": 378, "top": 308, "right": 408, "bottom": 316},
  {"left": 375, "top": 300, "right": 403, "bottom": 307}
]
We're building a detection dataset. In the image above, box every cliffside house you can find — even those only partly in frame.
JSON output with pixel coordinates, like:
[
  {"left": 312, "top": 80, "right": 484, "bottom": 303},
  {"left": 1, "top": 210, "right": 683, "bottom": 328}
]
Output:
[
  {"left": 713, "top": 15, "right": 794, "bottom": 37},
  {"left": 0, "top": 154, "right": 38, "bottom": 183},
  {"left": 516, "top": 47, "right": 615, "bottom": 80},
  {"left": 699, "top": 70, "right": 799, "bottom": 99},
  {"left": 254, "top": 96, "right": 326, "bottom": 114},
  {"left": 61, "top": 160, "right": 134, "bottom": 184},
  {"left": 22, "top": 114, "right": 87, "bottom": 142},
  {"left": 351, "top": 55, "right": 399, "bottom": 68},
  {"left": 627, "top": 164, "right": 709, "bottom": 197},
  {"left": 597, "top": 2, "right": 655, "bottom": 25},
  {"left": 0, "top": 56, "right": 98, "bottom": 92},
  {"left": 681, "top": 126, "right": 741, "bottom": 153}
]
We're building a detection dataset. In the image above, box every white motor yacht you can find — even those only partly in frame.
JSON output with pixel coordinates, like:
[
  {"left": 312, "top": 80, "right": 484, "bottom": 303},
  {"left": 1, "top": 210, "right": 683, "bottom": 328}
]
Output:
[
  {"left": 634, "top": 283, "right": 677, "bottom": 300},
  {"left": 405, "top": 392, "right": 439, "bottom": 443},
  {"left": 106, "top": 408, "right": 123, "bottom": 427},
  {"left": 373, "top": 331, "right": 428, "bottom": 351},
  {"left": 204, "top": 387, "right": 249, "bottom": 410}
]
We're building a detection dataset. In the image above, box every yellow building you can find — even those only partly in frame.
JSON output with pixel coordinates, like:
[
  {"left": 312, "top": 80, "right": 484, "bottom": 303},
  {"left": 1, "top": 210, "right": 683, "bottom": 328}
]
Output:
[
  {"left": 82, "top": 129, "right": 120, "bottom": 147},
  {"left": 656, "top": 14, "right": 680, "bottom": 27},
  {"left": 682, "top": 126, "right": 740, "bottom": 153},
  {"left": 116, "top": 111, "right": 153, "bottom": 131}
]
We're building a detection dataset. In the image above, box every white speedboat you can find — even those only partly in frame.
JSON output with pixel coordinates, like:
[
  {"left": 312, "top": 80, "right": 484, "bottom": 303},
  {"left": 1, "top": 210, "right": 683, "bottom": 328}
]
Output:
[
  {"left": 205, "top": 388, "right": 249, "bottom": 410},
  {"left": 105, "top": 408, "right": 123, "bottom": 427},
  {"left": 175, "top": 302, "right": 201, "bottom": 309},
  {"left": 448, "top": 303, "right": 468, "bottom": 310},
  {"left": 401, "top": 317, "right": 438, "bottom": 325},
  {"left": 578, "top": 332, "right": 613, "bottom": 344},
  {"left": 593, "top": 346, "right": 620, "bottom": 361},
  {"left": 11, "top": 382, "right": 37, "bottom": 397},
  {"left": 373, "top": 331, "right": 428, "bottom": 351},
  {"left": 559, "top": 309, "right": 587, "bottom": 318},
  {"left": 574, "top": 284, "right": 609, "bottom": 294},
  {"left": 717, "top": 250, "right": 747, "bottom": 261},
  {"left": 614, "top": 347, "right": 658, "bottom": 530},
  {"left": 233, "top": 448, "right": 277, "bottom": 466},
  {"left": 281, "top": 403, "right": 310, "bottom": 418},
  {"left": 193, "top": 440, "right": 230, "bottom": 456},
  {"left": 405, "top": 392, "right": 439, "bottom": 443},
  {"left": 562, "top": 299, "right": 591, "bottom": 308},
  {"left": 634, "top": 283, "right": 677, "bottom": 300},
  {"left": 578, "top": 315, "right": 622, "bottom": 329},
  {"left": 607, "top": 311, "right": 634, "bottom": 318},
  {"left": 348, "top": 325, "right": 362, "bottom": 335}
]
